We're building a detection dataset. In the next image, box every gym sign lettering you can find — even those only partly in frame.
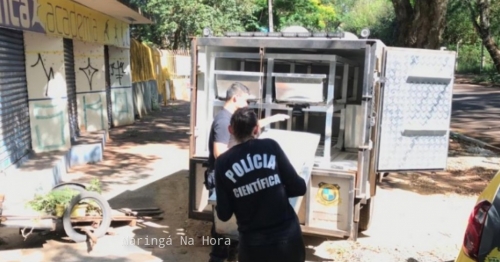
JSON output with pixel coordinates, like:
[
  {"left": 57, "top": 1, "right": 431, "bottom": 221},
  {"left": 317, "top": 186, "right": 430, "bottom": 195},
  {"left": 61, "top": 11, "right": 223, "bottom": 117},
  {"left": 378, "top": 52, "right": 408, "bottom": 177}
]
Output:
[
  {"left": 37, "top": 0, "right": 130, "bottom": 48},
  {"left": 0, "top": 0, "right": 45, "bottom": 33},
  {"left": 0, "top": 0, "right": 130, "bottom": 48}
]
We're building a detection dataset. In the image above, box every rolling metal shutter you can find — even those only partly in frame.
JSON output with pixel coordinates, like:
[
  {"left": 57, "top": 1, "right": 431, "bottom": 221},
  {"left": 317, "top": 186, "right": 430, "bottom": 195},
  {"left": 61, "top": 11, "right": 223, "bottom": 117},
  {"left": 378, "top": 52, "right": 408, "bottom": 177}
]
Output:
[
  {"left": 104, "top": 45, "right": 113, "bottom": 128},
  {"left": 64, "top": 38, "right": 79, "bottom": 142},
  {"left": 0, "top": 28, "right": 32, "bottom": 170}
]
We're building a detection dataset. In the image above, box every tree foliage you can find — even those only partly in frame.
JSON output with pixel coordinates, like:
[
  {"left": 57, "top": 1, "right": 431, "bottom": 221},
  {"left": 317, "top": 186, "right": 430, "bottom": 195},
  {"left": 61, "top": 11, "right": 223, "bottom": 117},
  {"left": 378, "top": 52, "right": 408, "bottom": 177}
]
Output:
[
  {"left": 255, "top": 0, "right": 337, "bottom": 31},
  {"left": 130, "top": 0, "right": 339, "bottom": 49},
  {"left": 443, "top": 0, "right": 479, "bottom": 45},
  {"left": 336, "top": 0, "right": 397, "bottom": 45},
  {"left": 129, "top": 0, "right": 500, "bottom": 74},
  {"left": 130, "top": 0, "right": 258, "bottom": 49},
  {"left": 464, "top": 0, "right": 500, "bottom": 72}
]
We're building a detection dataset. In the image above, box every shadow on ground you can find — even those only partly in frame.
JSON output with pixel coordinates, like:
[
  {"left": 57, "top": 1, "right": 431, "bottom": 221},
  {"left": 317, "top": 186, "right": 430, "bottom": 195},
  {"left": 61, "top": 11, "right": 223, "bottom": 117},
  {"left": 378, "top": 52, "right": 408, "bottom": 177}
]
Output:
[
  {"left": 109, "top": 101, "right": 190, "bottom": 149},
  {"left": 67, "top": 101, "right": 191, "bottom": 192}
]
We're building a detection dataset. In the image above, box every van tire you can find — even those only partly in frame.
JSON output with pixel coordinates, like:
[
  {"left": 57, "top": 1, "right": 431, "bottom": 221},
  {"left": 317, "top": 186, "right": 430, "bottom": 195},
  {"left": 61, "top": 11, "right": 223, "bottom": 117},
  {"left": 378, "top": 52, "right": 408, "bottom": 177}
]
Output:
[
  {"left": 62, "top": 191, "right": 112, "bottom": 243},
  {"left": 359, "top": 197, "right": 375, "bottom": 232}
]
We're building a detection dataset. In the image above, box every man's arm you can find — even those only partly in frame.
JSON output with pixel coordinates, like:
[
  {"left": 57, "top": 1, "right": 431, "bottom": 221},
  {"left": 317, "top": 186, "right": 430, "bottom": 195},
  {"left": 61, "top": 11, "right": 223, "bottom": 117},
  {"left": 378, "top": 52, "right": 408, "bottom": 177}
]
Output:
[
  {"left": 214, "top": 142, "right": 228, "bottom": 158},
  {"left": 258, "top": 114, "right": 290, "bottom": 128},
  {"left": 214, "top": 159, "right": 233, "bottom": 221},
  {"left": 213, "top": 119, "right": 231, "bottom": 158},
  {"left": 272, "top": 140, "right": 306, "bottom": 197}
]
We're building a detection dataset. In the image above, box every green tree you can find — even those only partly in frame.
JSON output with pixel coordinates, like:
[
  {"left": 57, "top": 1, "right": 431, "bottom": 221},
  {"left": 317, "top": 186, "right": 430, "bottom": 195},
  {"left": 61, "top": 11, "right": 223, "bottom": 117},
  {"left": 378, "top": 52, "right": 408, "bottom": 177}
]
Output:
[
  {"left": 130, "top": 0, "right": 258, "bottom": 49},
  {"left": 228, "top": 0, "right": 338, "bottom": 32},
  {"left": 464, "top": 0, "right": 500, "bottom": 72},
  {"left": 443, "top": 0, "right": 478, "bottom": 45},
  {"left": 337, "top": 0, "right": 397, "bottom": 44},
  {"left": 391, "top": 0, "right": 450, "bottom": 49}
]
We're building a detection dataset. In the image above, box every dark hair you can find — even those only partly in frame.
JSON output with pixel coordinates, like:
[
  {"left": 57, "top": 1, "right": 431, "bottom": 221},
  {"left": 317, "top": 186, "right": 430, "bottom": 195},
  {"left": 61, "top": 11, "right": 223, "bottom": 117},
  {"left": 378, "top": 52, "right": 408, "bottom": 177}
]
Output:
[
  {"left": 226, "top": 82, "right": 250, "bottom": 101},
  {"left": 230, "top": 107, "right": 258, "bottom": 141}
]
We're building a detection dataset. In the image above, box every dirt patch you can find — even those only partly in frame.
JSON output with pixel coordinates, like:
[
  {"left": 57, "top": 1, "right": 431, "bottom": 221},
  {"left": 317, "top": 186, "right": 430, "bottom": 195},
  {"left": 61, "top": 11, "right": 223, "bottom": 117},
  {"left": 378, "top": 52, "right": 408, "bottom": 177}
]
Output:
[{"left": 381, "top": 167, "right": 497, "bottom": 195}]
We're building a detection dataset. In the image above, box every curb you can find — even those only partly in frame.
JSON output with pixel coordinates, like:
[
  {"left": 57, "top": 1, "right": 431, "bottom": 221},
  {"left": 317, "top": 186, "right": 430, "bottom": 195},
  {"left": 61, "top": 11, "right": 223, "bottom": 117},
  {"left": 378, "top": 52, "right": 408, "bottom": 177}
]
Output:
[{"left": 450, "top": 131, "right": 500, "bottom": 154}]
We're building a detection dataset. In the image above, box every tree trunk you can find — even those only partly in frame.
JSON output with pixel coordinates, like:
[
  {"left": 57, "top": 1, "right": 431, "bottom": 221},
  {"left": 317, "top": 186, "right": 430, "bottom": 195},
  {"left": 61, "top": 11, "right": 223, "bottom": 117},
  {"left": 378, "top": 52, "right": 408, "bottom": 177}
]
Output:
[
  {"left": 172, "top": 27, "right": 181, "bottom": 50},
  {"left": 483, "top": 37, "right": 500, "bottom": 72},
  {"left": 468, "top": 0, "right": 500, "bottom": 72},
  {"left": 391, "top": 0, "right": 449, "bottom": 49}
]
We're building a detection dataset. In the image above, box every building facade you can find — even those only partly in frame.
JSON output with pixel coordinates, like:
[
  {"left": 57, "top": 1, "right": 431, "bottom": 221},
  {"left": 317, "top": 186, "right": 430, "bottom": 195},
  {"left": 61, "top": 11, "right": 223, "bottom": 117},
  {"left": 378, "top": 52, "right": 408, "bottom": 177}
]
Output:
[{"left": 0, "top": 0, "right": 151, "bottom": 171}]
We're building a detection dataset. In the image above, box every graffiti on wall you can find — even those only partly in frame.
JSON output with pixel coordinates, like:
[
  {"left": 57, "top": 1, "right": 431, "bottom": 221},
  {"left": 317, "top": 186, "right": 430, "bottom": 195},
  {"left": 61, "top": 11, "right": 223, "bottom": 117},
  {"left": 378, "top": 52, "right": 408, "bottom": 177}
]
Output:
[
  {"left": 104, "top": 20, "right": 110, "bottom": 40},
  {"left": 33, "top": 103, "right": 66, "bottom": 150},
  {"left": 30, "top": 53, "right": 55, "bottom": 97},
  {"left": 82, "top": 95, "right": 105, "bottom": 130},
  {"left": 110, "top": 61, "right": 125, "bottom": 85},
  {"left": 79, "top": 57, "right": 98, "bottom": 90},
  {"left": 114, "top": 91, "right": 130, "bottom": 114}
]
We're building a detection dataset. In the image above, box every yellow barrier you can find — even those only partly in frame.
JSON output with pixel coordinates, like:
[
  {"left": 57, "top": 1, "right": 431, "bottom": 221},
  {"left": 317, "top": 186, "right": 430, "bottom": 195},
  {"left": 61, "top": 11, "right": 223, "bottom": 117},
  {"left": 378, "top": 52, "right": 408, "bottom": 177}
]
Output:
[{"left": 130, "top": 39, "right": 190, "bottom": 103}]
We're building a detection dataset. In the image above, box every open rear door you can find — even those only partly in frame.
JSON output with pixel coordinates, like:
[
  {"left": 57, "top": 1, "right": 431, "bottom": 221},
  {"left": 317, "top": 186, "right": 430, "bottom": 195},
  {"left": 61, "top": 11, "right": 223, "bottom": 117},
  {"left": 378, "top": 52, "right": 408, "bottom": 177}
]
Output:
[{"left": 376, "top": 47, "right": 456, "bottom": 172}]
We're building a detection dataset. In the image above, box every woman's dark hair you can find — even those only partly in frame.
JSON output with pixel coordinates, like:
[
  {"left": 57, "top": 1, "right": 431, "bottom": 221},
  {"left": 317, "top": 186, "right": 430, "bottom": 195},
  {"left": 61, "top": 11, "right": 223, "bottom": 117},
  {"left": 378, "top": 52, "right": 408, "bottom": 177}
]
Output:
[{"left": 230, "top": 107, "right": 258, "bottom": 141}]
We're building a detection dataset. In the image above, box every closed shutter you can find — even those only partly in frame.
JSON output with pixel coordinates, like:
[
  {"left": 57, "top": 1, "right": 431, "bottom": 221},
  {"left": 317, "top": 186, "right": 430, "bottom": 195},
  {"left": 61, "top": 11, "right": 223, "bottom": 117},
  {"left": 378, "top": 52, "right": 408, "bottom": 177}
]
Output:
[
  {"left": 64, "top": 38, "right": 79, "bottom": 142},
  {"left": 0, "top": 28, "right": 31, "bottom": 171},
  {"left": 104, "top": 45, "right": 112, "bottom": 128}
]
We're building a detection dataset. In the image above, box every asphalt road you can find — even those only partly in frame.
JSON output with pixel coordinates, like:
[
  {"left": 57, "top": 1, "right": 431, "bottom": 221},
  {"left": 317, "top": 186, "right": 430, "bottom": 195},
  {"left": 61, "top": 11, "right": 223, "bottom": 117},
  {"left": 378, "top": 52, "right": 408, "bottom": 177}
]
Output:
[{"left": 451, "top": 75, "right": 500, "bottom": 147}]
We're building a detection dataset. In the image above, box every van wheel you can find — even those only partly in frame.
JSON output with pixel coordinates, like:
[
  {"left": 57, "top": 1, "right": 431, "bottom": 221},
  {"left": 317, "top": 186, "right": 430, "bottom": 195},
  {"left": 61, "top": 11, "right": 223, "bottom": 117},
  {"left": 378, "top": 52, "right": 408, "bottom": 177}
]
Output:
[
  {"left": 62, "top": 191, "right": 112, "bottom": 243},
  {"left": 358, "top": 197, "right": 375, "bottom": 232}
]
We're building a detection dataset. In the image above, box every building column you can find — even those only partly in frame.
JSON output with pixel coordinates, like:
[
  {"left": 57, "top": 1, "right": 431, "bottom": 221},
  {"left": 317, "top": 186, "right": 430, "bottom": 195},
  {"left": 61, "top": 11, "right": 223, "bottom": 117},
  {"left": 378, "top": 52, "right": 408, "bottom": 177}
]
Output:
[
  {"left": 73, "top": 41, "right": 108, "bottom": 132},
  {"left": 108, "top": 46, "right": 134, "bottom": 126},
  {"left": 24, "top": 32, "right": 70, "bottom": 153}
]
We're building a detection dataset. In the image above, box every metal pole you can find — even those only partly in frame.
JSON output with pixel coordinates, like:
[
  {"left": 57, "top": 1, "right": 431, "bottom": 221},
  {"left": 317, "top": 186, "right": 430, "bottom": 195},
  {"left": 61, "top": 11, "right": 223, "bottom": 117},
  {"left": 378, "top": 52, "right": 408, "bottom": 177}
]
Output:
[
  {"left": 480, "top": 43, "right": 485, "bottom": 73},
  {"left": 268, "top": 0, "right": 274, "bottom": 32}
]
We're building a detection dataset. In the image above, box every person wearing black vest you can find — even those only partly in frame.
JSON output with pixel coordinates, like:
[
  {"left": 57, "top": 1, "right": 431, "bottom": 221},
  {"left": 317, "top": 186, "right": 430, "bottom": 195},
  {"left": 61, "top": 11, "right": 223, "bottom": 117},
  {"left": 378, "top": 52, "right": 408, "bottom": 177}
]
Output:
[
  {"left": 205, "top": 82, "right": 288, "bottom": 262},
  {"left": 214, "top": 107, "right": 307, "bottom": 262}
]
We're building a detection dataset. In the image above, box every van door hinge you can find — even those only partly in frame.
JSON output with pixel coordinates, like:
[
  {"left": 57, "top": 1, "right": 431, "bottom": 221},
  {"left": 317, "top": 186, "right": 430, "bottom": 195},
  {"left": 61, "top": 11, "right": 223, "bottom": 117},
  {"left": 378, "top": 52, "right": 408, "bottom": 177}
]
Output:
[
  {"left": 378, "top": 77, "right": 386, "bottom": 83},
  {"left": 370, "top": 112, "right": 376, "bottom": 127},
  {"left": 187, "top": 127, "right": 200, "bottom": 137},
  {"left": 358, "top": 140, "right": 373, "bottom": 150},
  {"left": 361, "top": 95, "right": 373, "bottom": 100}
]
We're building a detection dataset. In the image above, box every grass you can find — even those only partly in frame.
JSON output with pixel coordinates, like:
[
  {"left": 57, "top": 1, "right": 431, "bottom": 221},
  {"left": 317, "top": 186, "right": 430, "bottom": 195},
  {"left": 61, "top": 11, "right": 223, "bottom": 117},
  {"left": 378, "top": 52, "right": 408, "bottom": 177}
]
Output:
[
  {"left": 471, "top": 72, "right": 500, "bottom": 86},
  {"left": 456, "top": 63, "right": 500, "bottom": 86}
]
